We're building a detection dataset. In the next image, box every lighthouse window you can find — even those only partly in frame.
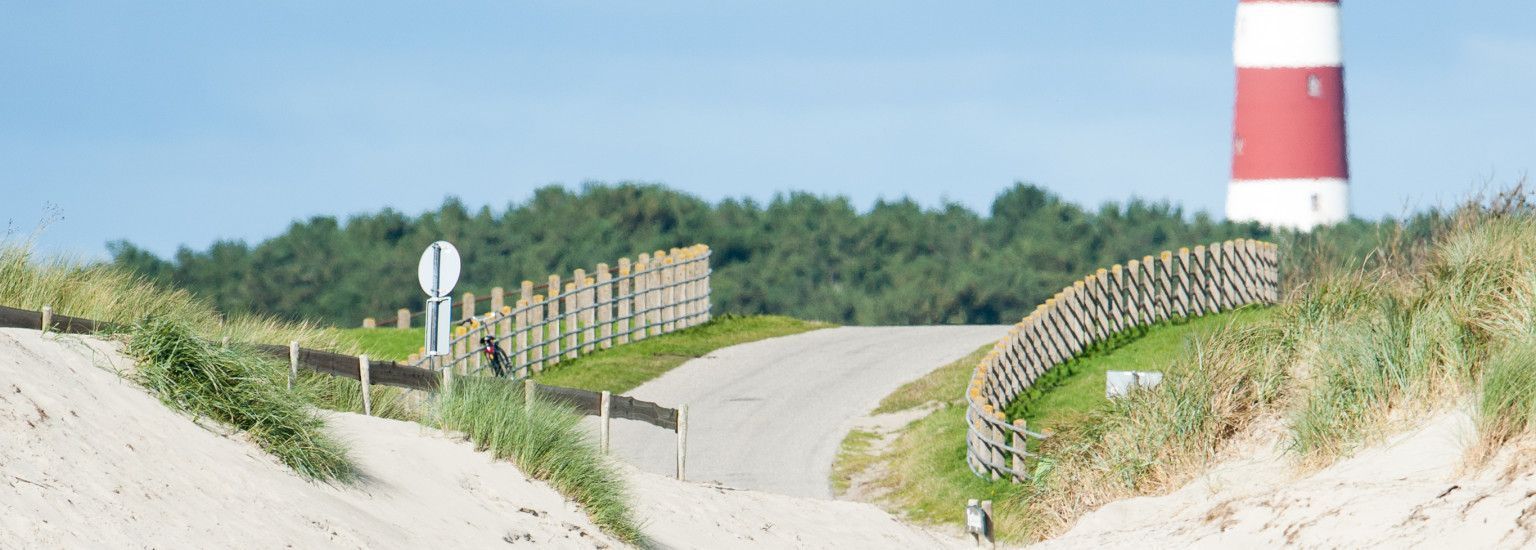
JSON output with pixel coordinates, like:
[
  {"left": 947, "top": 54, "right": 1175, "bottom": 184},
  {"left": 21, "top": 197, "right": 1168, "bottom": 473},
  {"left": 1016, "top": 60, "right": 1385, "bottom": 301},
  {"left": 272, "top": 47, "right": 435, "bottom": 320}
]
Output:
[
  {"left": 1308, "top": 74, "right": 1322, "bottom": 98},
  {"left": 1311, "top": 194, "right": 1321, "bottom": 212}
]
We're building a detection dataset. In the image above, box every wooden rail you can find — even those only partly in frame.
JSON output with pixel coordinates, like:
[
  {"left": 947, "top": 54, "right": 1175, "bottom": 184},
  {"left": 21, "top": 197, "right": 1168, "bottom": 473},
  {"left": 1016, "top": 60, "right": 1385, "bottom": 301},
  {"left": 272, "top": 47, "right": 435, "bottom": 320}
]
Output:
[
  {"left": 405, "top": 245, "right": 714, "bottom": 381},
  {"left": 964, "top": 239, "right": 1281, "bottom": 481}
]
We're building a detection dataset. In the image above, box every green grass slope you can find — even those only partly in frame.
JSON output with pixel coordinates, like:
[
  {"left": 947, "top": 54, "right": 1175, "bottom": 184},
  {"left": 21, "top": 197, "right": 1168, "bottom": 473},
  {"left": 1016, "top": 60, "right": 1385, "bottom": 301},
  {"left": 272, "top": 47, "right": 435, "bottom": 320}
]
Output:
[
  {"left": 342, "top": 315, "right": 833, "bottom": 394},
  {"left": 833, "top": 307, "right": 1269, "bottom": 542}
]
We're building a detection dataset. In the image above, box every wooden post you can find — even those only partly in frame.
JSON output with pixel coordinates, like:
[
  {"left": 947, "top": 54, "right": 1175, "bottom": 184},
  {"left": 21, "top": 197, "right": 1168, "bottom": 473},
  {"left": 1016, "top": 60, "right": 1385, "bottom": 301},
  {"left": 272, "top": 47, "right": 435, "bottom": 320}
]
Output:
[
  {"left": 358, "top": 355, "right": 372, "bottom": 416},
  {"left": 40, "top": 305, "right": 52, "bottom": 333},
  {"left": 676, "top": 405, "right": 689, "bottom": 480},
  {"left": 617, "top": 258, "right": 632, "bottom": 345},
  {"left": 633, "top": 259, "right": 650, "bottom": 341},
  {"left": 462, "top": 292, "right": 475, "bottom": 323},
  {"left": 699, "top": 245, "right": 713, "bottom": 323},
  {"left": 530, "top": 294, "right": 546, "bottom": 372},
  {"left": 442, "top": 357, "right": 454, "bottom": 394},
  {"left": 676, "top": 251, "right": 692, "bottom": 328},
  {"left": 597, "top": 264, "right": 613, "bottom": 349},
  {"left": 599, "top": 390, "right": 612, "bottom": 453},
  {"left": 221, "top": 336, "right": 230, "bottom": 349},
  {"left": 514, "top": 299, "right": 530, "bottom": 377},
  {"left": 546, "top": 275, "right": 562, "bottom": 364},
  {"left": 988, "top": 409, "right": 1003, "bottom": 481},
  {"left": 397, "top": 308, "right": 411, "bottom": 329},
  {"left": 287, "top": 340, "right": 299, "bottom": 390},
  {"left": 578, "top": 272, "right": 596, "bottom": 353},
  {"left": 1012, "top": 419, "right": 1027, "bottom": 484},
  {"left": 524, "top": 379, "right": 535, "bottom": 411},
  {"left": 491, "top": 287, "right": 505, "bottom": 316},
  {"left": 563, "top": 282, "right": 579, "bottom": 359},
  {"left": 362, "top": 317, "right": 376, "bottom": 329},
  {"left": 662, "top": 255, "right": 676, "bottom": 333},
  {"left": 650, "top": 251, "right": 665, "bottom": 336}
]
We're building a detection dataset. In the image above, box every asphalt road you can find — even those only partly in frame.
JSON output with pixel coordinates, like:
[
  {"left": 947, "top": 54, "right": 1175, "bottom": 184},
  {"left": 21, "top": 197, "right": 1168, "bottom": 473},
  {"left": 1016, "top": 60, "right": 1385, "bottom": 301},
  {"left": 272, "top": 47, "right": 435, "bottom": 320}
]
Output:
[{"left": 597, "top": 325, "right": 1010, "bottom": 499}]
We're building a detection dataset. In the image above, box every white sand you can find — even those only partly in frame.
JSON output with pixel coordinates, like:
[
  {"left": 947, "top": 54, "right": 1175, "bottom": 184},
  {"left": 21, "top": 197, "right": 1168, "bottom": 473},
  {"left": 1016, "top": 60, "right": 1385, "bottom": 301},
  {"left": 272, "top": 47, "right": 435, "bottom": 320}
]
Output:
[
  {"left": 0, "top": 328, "right": 963, "bottom": 549},
  {"left": 1035, "top": 409, "right": 1536, "bottom": 548}
]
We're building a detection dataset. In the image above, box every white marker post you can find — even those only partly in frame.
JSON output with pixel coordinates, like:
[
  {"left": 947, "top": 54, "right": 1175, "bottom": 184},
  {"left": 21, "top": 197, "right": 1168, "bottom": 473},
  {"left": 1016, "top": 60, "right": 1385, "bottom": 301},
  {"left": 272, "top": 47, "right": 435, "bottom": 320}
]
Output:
[{"left": 418, "top": 240, "right": 461, "bottom": 366}]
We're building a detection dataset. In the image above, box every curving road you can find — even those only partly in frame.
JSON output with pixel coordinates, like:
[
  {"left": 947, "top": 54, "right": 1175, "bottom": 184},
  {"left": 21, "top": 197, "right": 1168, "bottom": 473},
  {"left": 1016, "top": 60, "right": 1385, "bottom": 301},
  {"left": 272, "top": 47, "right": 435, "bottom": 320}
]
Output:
[{"left": 599, "top": 325, "right": 1009, "bottom": 499}]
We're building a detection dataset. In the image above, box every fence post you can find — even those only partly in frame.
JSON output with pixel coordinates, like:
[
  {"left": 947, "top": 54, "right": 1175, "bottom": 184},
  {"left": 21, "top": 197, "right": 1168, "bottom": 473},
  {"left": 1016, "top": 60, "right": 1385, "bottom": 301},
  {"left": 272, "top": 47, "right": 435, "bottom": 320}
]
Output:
[
  {"left": 564, "top": 282, "right": 579, "bottom": 359},
  {"left": 546, "top": 275, "right": 562, "bottom": 364},
  {"left": 578, "top": 271, "right": 595, "bottom": 353},
  {"left": 442, "top": 357, "right": 454, "bottom": 394},
  {"left": 617, "top": 258, "right": 633, "bottom": 345},
  {"left": 40, "top": 305, "right": 52, "bottom": 333},
  {"left": 524, "top": 379, "right": 535, "bottom": 411},
  {"left": 663, "top": 253, "right": 677, "bottom": 333},
  {"left": 397, "top": 308, "right": 411, "bottom": 329},
  {"left": 287, "top": 341, "right": 299, "bottom": 390},
  {"left": 515, "top": 298, "right": 530, "bottom": 377},
  {"left": 633, "top": 257, "right": 650, "bottom": 341},
  {"left": 359, "top": 355, "right": 372, "bottom": 416},
  {"left": 491, "top": 287, "right": 505, "bottom": 315},
  {"left": 676, "top": 405, "right": 689, "bottom": 480},
  {"left": 1012, "top": 420, "right": 1027, "bottom": 483},
  {"left": 462, "top": 292, "right": 475, "bottom": 323},
  {"left": 650, "top": 251, "right": 665, "bottom": 336},
  {"left": 530, "top": 294, "right": 546, "bottom": 372},
  {"left": 362, "top": 317, "right": 376, "bottom": 329},
  {"left": 597, "top": 265, "right": 614, "bottom": 349},
  {"left": 700, "top": 245, "right": 713, "bottom": 323},
  {"left": 600, "top": 390, "right": 612, "bottom": 453}
]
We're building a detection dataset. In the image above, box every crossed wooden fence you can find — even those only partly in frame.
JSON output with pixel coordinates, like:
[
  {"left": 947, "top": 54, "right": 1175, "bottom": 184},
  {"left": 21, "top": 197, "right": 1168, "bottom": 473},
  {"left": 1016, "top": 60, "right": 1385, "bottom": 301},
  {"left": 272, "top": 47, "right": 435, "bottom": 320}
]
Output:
[
  {"left": 382, "top": 245, "right": 713, "bottom": 380},
  {"left": 964, "top": 239, "right": 1280, "bottom": 481}
]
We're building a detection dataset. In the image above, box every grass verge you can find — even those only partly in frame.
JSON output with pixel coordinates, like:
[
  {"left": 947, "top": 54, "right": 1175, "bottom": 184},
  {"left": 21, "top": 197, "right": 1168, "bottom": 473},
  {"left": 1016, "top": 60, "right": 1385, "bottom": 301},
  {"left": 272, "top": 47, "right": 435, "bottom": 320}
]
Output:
[
  {"left": 339, "top": 315, "right": 832, "bottom": 395},
  {"left": 532, "top": 314, "right": 833, "bottom": 393},
  {"left": 836, "top": 308, "right": 1273, "bottom": 541},
  {"left": 436, "top": 377, "right": 642, "bottom": 544}
]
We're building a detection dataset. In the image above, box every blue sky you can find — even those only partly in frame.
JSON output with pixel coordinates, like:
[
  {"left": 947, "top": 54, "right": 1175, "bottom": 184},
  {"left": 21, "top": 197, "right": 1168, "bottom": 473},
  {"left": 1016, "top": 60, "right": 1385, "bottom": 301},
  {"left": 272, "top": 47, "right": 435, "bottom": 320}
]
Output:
[{"left": 3, "top": 1, "right": 1533, "bottom": 257}]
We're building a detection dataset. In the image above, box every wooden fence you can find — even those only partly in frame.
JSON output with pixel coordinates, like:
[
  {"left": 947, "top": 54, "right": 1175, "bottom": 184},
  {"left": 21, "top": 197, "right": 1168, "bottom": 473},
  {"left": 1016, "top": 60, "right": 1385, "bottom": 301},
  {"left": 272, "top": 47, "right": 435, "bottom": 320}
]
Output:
[
  {"left": 400, "top": 244, "right": 714, "bottom": 381},
  {"left": 964, "top": 239, "right": 1280, "bottom": 481},
  {"left": 0, "top": 303, "right": 685, "bottom": 445}
]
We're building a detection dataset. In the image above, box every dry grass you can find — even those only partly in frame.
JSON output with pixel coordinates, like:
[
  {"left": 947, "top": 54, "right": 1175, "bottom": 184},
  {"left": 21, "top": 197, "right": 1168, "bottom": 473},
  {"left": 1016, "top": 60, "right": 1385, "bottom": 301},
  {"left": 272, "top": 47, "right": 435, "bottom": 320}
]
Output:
[
  {"left": 838, "top": 184, "right": 1536, "bottom": 542},
  {"left": 1024, "top": 184, "right": 1536, "bottom": 537}
]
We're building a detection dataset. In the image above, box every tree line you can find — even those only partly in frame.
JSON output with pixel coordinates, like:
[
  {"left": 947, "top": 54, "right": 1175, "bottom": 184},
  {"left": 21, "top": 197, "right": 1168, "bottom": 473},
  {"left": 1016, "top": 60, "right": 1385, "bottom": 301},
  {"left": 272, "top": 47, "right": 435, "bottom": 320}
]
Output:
[{"left": 109, "top": 182, "right": 1406, "bottom": 327}]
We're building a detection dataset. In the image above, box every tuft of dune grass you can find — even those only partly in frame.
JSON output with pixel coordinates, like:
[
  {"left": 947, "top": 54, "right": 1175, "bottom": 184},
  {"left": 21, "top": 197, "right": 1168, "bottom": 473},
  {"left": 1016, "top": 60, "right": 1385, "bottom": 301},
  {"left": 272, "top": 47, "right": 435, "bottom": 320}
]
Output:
[
  {"left": 435, "top": 378, "right": 643, "bottom": 544},
  {"left": 127, "top": 317, "right": 358, "bottom": 481}
]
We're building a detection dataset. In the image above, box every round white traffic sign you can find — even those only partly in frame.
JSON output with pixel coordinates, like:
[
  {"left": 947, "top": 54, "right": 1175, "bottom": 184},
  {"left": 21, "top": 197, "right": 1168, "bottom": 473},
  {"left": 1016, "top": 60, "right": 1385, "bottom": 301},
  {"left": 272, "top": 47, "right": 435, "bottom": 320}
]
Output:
[{"left": 417, "top": 241, "right": 461, "bottom": 298}]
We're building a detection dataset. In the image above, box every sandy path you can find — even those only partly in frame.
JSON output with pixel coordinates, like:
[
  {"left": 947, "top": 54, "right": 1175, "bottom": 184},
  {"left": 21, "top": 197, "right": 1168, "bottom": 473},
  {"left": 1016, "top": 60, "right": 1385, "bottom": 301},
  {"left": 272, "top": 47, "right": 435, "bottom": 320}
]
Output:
[{"left": 599, "top": 325, "right": 1009, "bottom": 498}]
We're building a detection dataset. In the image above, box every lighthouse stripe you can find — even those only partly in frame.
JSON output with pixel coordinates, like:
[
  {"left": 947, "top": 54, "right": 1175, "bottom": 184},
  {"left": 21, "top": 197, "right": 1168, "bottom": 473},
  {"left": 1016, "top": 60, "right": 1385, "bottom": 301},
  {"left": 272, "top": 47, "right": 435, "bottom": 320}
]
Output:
[
  {"left": 1226, "top": 178, "right": 1349, "bottom": 230},
  {"left": 1232, "top": 66, "right": 1347, "bottom": 180},
  {"left": 1234, "top": 1, "right": 1342, "bottom": 68}
]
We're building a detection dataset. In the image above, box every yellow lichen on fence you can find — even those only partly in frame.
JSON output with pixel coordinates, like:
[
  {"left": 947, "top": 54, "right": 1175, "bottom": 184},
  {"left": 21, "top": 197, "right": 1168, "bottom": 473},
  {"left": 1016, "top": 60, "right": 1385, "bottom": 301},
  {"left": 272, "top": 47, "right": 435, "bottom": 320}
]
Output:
[{"left": 965, "top": 239, "right": 1280, "bottom": 481}]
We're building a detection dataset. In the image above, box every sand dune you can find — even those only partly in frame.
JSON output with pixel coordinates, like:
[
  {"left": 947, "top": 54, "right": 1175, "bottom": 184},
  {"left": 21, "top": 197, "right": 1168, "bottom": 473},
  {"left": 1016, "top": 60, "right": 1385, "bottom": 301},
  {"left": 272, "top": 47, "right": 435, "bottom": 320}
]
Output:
[
  {"left": 0, "top": 328, "right": 961, "bottom": 549},
  {"left": 1035, "top": 409, "right": 1536, "bottom": 548}
]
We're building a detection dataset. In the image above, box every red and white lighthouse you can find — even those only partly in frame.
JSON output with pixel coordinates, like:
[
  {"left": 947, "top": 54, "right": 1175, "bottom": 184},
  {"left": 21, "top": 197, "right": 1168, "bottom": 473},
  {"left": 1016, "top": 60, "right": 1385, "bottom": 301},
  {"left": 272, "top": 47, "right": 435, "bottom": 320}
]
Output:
[{"left": 1226, "top": 0, "right": 1349, "bottom": 230}]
